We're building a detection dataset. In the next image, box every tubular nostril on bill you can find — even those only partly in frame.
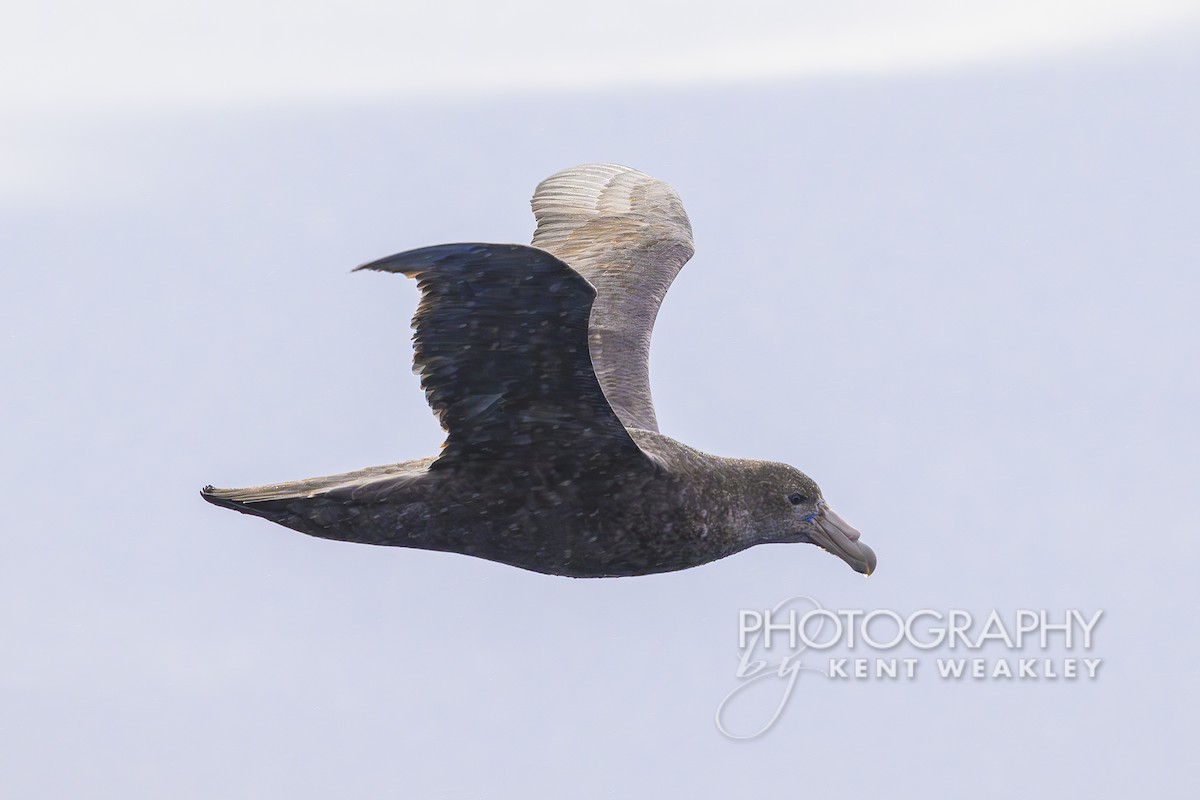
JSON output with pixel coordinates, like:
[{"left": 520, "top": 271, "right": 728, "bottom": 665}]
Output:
[{"left": 824, "top": 506, "right": 861, "bottom": 541}]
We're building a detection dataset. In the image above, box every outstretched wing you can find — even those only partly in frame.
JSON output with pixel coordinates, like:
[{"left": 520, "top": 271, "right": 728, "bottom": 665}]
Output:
[
  {"left": 356, "top": 243, "right": 651, "bottom": 473},
  {"left": 530, "top": 164, "right": 694, "bottom": 433}
]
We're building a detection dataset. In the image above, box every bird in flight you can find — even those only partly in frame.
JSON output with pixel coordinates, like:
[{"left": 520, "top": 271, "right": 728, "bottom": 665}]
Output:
[{"left": 203, "top": 164, "right": 876, "bottom": 578}]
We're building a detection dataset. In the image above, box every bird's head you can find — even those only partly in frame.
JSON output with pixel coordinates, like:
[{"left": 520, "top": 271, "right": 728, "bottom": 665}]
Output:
[{"left": 737, "top": 461, "right": 877, "bottom": 575}]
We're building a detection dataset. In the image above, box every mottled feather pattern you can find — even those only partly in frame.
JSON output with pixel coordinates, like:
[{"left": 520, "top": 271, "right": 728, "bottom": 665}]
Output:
[{"left": 201, "top": 166, "right": 876, "bottom": 578}]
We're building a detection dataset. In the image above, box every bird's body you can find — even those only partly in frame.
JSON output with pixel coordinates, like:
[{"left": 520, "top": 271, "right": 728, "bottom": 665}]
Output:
[
  {"left": 207, "top": 430, "right": 762, "bottom": 577},
  {"left": 203, "top": 165, "right": 876, "bottom": 577}
]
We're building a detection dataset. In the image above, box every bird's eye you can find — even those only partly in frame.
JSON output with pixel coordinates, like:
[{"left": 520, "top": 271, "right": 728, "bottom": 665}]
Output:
[{"left": 788, "top": 492, "right": 807, "bottom": 505}]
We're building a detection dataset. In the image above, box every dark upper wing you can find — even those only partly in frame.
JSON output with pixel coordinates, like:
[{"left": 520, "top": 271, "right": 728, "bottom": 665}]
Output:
[
  {"left": 531, "top": 164, "right": 694, "bottom": 433},
  {"left": 355, "top": 243, "right": 652, "bottom": 472}
]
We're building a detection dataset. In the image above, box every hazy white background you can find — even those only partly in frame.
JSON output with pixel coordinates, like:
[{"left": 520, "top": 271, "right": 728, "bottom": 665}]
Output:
[{"left": 3, "top": 1, "right": 1197, "bottom": 796}]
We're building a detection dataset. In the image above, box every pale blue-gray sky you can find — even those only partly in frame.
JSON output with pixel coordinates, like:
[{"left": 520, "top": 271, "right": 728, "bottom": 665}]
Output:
[
  {"left": 2, "top": 5, "right": 1198, "bottom": 797},
  {"left": 3, "top": 0, "right": 1196, "bottom": 113}
]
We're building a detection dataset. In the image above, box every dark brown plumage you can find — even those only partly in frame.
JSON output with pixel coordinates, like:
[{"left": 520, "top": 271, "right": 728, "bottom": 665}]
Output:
[{"left": 202, "top": 164, "right": 876, "bottom": 577}]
